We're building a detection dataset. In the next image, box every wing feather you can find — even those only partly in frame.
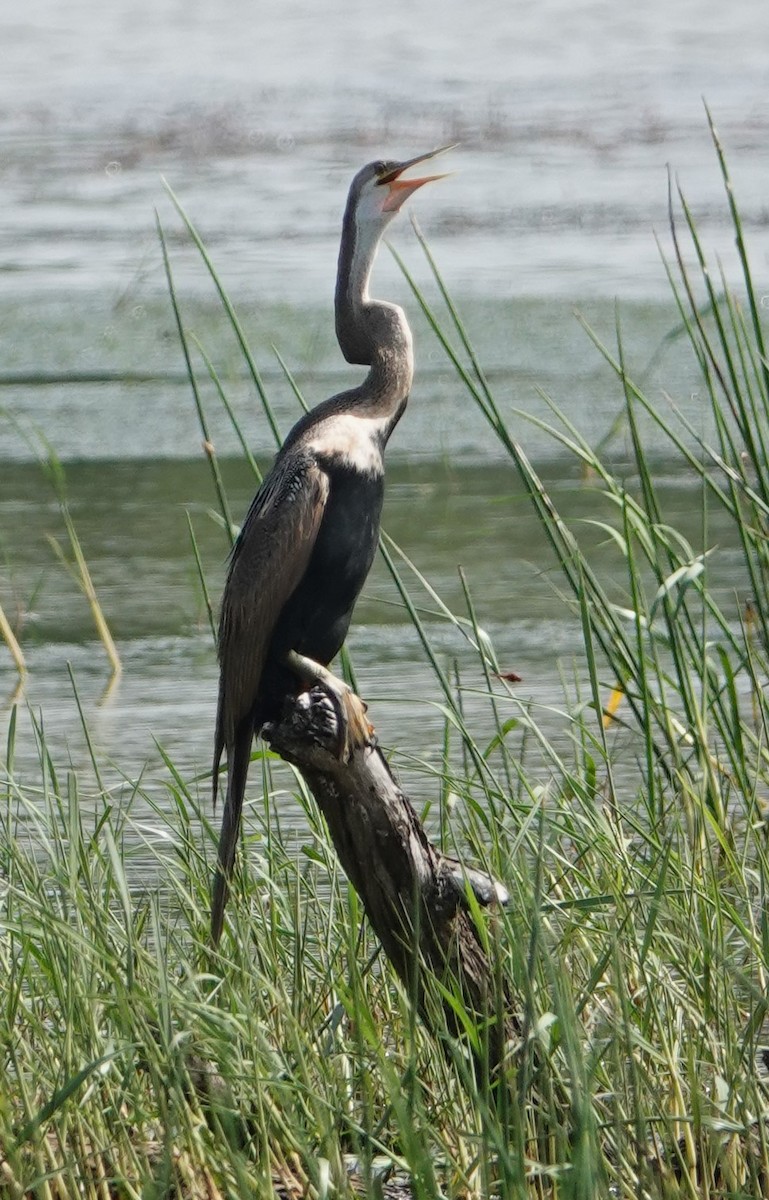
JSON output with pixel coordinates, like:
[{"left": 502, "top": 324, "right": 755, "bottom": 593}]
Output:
[
  {"left": 213, "top": 452, "right": 329, "bottom": 796},
  {"left": 210, "top": 451, "right": 328, "bottom": 941}
]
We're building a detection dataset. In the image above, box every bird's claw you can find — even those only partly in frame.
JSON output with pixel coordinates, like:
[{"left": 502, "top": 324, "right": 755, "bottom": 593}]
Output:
[
  {"left": 296, "top": 687, "right": 338, "bottom": 739},
  {"left": 296, "top": 682, "right": 373, "bottom": 761},
  {"left": 283, "top": 650, "right": 374, "bottom": 761}
]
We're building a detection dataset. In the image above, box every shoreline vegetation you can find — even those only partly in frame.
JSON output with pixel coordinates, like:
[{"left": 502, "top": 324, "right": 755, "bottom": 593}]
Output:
[{"left": 4, "top": 115, "right": 769, "bottom": 1197}]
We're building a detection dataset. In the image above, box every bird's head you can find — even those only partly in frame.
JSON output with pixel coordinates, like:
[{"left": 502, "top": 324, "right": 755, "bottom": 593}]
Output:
[
  {"left": 347, "top": 145, "right": 453, "bottom": 236},
  {"left": 336, "top": 144, "right": 454, "bottom": 367}
]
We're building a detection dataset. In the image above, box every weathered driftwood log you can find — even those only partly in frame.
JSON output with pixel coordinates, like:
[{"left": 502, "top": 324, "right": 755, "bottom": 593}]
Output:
[{"left": 264, "top": 686, "right": 519, "bottom": 1080}]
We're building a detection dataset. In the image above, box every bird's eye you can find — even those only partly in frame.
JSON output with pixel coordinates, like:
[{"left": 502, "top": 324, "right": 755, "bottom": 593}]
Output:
[{"left": 375, "top": 161, "right": 401, "bottom": 185}]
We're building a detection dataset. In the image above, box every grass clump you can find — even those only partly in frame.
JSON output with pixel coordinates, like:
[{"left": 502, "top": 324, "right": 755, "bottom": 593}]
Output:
[{"left": 3, "top": 114, "right": 769, "bottom": 1196}]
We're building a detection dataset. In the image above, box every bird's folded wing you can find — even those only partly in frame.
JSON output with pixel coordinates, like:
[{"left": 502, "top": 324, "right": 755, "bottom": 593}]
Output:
[{"left": 215, "top": 453, "right": 329, "bottom": 764}]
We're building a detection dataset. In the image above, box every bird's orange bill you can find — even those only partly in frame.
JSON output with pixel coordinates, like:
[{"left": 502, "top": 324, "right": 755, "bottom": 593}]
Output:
[
  {"left": 382, "top": 174, "right": 446, "bottom": 211},
  {"left": 379, "top": 143, "right": 456, "bottom": 211}
]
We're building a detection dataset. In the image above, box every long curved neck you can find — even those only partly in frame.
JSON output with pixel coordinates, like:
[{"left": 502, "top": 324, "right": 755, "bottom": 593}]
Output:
[{"left": 334, "top": 203, "right": 414, "bottom": 416}]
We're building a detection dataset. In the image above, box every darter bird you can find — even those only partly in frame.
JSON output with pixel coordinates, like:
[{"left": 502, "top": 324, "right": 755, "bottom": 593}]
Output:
[{"left": 211, "top": 147, "right": 451, "bottom": 943}]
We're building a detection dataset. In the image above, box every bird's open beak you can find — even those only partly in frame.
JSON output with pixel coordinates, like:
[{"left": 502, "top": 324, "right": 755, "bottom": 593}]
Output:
[{"left": 379, "top": 144, "right": 455, "bottom": 212}]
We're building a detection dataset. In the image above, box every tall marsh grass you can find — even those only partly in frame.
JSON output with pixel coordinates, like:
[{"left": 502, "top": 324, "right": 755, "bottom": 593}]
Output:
[{"left": 3, "top": 118, "right": 769, "bottom": 1196}]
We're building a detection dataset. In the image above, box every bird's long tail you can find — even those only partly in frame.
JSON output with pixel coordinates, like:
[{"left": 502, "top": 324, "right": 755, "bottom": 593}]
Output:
[{"left": 211, "top": 724, "right": 253, "bottom": 944}]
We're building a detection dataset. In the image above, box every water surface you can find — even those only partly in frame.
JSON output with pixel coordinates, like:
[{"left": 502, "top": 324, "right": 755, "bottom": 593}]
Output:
[{"left": 1, "top": 0, "right": 766, "bottom": 860}]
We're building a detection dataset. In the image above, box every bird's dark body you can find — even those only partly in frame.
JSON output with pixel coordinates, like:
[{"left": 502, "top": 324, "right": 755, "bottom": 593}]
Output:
[
  {"left": 251, "top": 451, "right": 384, "bottom": 723},
  {"left": 275, "top": 460, "right": 383, "bottom": 659}
]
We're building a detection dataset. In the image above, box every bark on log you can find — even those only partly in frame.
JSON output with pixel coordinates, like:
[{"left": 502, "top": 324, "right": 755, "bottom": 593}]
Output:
[{"left": 264, "top": 687, "right": 519, "bottom": 1081}]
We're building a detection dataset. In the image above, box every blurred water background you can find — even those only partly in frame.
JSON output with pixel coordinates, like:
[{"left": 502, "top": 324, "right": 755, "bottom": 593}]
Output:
[{"left": 1, "top": 0, "right": 768, "bottom": 849}]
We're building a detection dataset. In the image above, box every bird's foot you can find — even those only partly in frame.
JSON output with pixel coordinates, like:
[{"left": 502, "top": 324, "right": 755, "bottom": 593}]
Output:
[{"left": 285, "top": 650, "right": 374, "bottom": 762}]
